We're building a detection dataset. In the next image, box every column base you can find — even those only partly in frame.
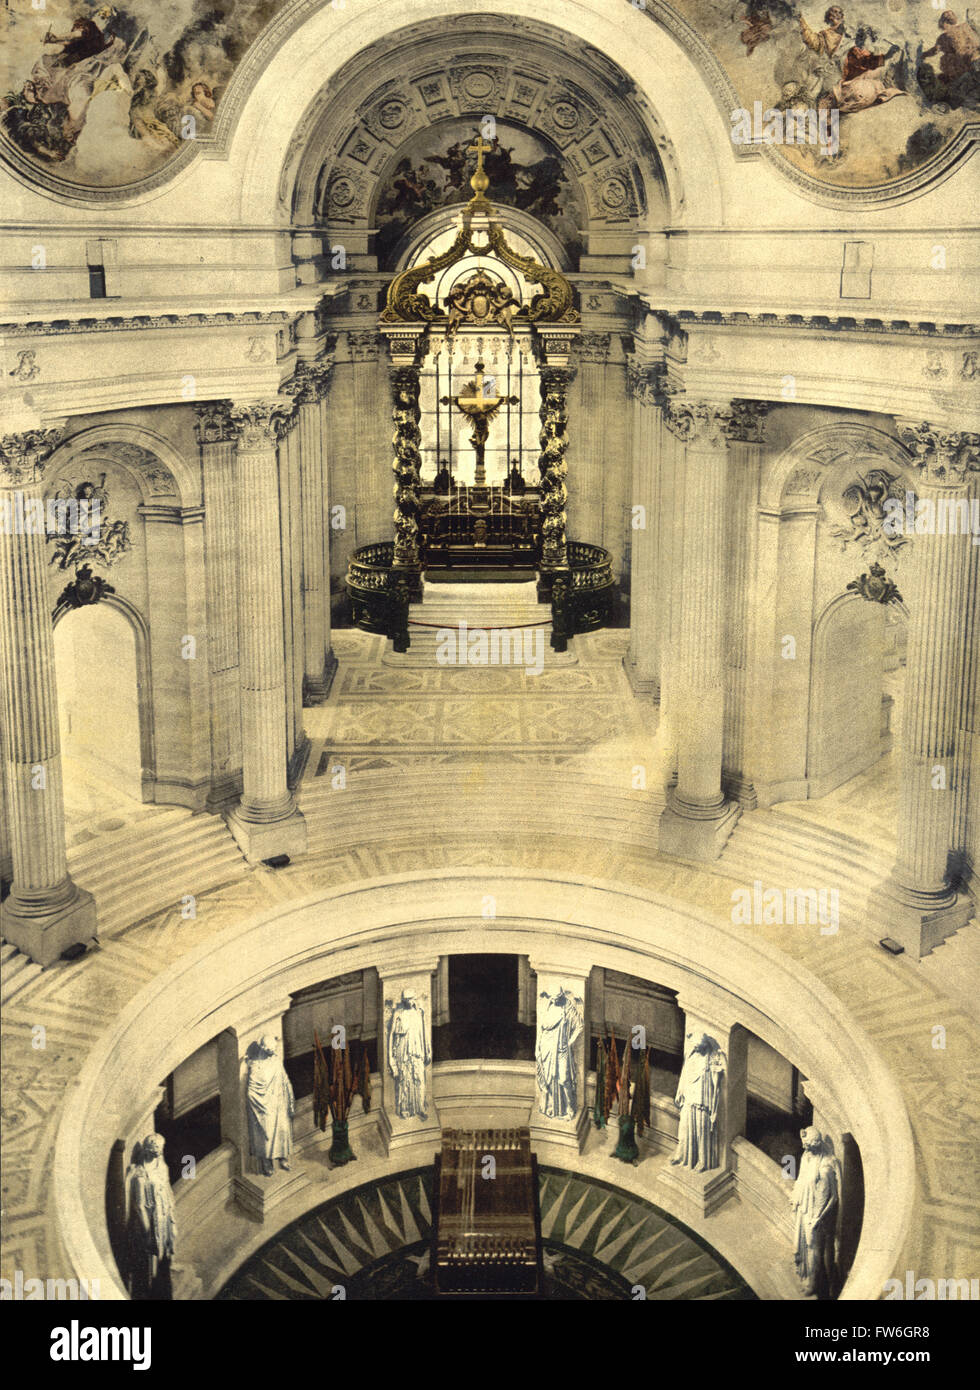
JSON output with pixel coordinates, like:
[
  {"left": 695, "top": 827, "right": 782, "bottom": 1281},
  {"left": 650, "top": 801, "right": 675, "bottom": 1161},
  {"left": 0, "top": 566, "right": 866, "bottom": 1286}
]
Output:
[
  {"left": 303, "top": 650, "right": 338, "bottom": 706},
  {"left": 876, "top": 881, "right": 974, "bottom": 959},
  {"left": 659, "top": 799, "right": 741, "bottom": 861},
  {"left": 1, "top": 886, "right": 97, "bottom": 968},
  {"left": 623, "top": 654, "right": 659, "bottom": 701},
  {"left": 233, "top": 1168, "right": 307, "bottom": 1221},
  {"left": 225, "top": 806, "right": 307, "bottom": 865},
  {"left": 529, "top": 1105, "right": 591, "bottom": 1154},
  {"left": 377, "top": 1104, "right": 441, "bottom": 1157},
  {"left": 655, "top": 1162, "right": 736, "bottom": 1223}
]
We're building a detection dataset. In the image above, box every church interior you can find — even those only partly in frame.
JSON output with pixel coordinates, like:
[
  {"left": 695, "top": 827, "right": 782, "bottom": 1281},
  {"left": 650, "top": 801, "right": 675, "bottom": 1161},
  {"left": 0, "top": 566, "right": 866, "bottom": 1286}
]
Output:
[{"left": 1, "top": 0, "right": 978, "bottom": 1313}]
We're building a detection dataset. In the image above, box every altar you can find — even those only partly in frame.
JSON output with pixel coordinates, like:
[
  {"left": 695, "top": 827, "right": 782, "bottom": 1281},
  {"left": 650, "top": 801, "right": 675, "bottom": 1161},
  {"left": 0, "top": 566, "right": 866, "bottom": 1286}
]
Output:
[{"left": 345, "top": 135, "right": 616, "bottom": 647}]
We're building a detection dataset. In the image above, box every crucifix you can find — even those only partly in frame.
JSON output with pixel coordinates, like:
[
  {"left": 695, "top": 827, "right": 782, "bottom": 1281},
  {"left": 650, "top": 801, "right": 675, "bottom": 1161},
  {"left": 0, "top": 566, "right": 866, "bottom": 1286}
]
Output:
[{"left": 441, "top": 361, "right": 519, "bottom": 487}]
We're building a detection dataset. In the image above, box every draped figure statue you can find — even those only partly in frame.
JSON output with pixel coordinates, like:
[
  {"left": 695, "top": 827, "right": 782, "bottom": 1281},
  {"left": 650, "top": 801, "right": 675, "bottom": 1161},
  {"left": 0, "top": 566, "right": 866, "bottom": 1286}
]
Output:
[
  {"left": 245, "top": 1035, "right": 295, "bottom": 1176},
  {"left": 125, "top": 1133, "right": 176, "bottom": 1301},
  {"left": 791, "top": 1127, "right": 841, "bottom": 1298},
  {"left": 670, "top": 1032, "right": 726, "bottom": 1172}
]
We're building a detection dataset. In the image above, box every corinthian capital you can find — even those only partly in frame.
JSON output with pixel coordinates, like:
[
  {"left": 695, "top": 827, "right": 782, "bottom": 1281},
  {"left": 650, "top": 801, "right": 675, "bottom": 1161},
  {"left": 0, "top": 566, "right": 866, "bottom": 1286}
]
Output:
[
  {"left": 625, "top": 358, "right": 665, "bottom": 408},
  {"left": 725, "top": 399, "right": 769, "bottom": 444},
  {"left": 194, "top": 401, "right": 236, "bottom": 446},
  {"left": 283, "top": 358, "right": 335, "bottom": 406},
  {"left": 577, "top": 332, "right": 611, "bottom": 365},
  {"left": 229, "top": 398, "right": 296, "bottom": 449},
  {"left": 899, "top": 422, "right": 980, "bottom": 487},
  {"left": 662, "top": 395, "right": 731, "bottom": 450},
  {"left": 0, "top": 427, "right": 64, "bottom": 488}
]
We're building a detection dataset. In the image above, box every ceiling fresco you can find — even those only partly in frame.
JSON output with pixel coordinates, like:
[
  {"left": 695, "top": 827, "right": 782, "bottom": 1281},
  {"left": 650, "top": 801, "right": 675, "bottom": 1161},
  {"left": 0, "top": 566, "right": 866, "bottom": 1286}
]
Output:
[{"left": 1, "top": 0, "right": 975, "bottom": 193}]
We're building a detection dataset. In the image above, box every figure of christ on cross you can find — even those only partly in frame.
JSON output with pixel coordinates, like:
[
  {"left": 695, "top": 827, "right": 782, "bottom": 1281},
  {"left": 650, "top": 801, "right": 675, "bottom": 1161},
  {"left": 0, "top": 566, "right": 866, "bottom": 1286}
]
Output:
[{"left": 441, "top": 361, "right": 519, "bottom": 487}]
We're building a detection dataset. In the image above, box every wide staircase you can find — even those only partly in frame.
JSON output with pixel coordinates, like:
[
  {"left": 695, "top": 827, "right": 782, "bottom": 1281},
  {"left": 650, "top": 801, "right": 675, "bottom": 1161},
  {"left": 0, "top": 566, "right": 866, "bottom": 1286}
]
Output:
[
  {"left": 1, "top": 806, "right": 248, "bottom": 999},
  {"left": 383, "top": 578, "right": 576, "bottom": 667}
]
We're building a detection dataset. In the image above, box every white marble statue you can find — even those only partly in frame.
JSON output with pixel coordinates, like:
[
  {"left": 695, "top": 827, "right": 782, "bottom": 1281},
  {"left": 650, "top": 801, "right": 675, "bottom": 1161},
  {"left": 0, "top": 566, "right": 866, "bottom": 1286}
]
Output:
[
  {"left": 791, "top": 1126, "right": 841, "bottom": 1298},
  {"left": 535, "top": 986, "right": 584, "bottom": 1119},
  {"left": 386, "top": 989, "right": 431, "bottom": 1120},
  {"left": 245, "top": 1034, "right": 295, "bottom": 1176},
  {"left": 125, "top": 1132, "right": 176, "bottom": 1300},
  {"left": 670, "top": 1031, "right": 726, "bottom": 1172}
]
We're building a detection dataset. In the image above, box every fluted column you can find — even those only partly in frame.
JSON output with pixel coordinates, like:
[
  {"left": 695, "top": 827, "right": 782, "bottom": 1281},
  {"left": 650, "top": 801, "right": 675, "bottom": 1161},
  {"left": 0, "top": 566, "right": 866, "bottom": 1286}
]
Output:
[
  {"left": 722, "top": 405, "right": 768, "bottom": 808},
  {"left": 658, "top": 397, "right": 741, "bottom": 860},
  {"left": 881, "top": 423, "right": 977, "bottom": 955},
  {"left": 195, "top": 403, "right": 243, "bottom": 809},
  {"left": 224, "top": 400, "right": 307, "bottom": 863},
  {"left": 0, "top": 428, "right": 97, "bottom": 964},
  {"left": 623, "top": 357, "right": 664, "bottom": 699},
  {"left": 286, "top": 360, "right": 337, "bottom": 702}
]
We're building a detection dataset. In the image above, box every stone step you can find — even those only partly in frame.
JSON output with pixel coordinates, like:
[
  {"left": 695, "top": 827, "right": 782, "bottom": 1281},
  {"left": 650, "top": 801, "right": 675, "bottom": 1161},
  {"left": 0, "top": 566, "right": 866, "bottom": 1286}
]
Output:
[
  {"left": 0, "top": 946, "right": 44, "bottom": 1005},
  {"left": 68, "top": 813, "right": 240, "bottom": 883}
]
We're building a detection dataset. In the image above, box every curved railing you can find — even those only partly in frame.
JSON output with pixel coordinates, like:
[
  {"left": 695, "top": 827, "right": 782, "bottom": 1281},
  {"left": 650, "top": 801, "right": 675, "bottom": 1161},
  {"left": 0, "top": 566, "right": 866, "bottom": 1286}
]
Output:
[{"left": 346, "top": 539, "right": 617, "bottom": 650}]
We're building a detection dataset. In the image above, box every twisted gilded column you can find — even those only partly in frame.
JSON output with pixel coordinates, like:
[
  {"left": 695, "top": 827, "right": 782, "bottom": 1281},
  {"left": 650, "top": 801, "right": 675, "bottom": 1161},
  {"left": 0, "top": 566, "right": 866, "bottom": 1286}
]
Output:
[
  {"left": 659, "top": 397, "right": 741, "bottom": 860},
  {"left": 881, "top": 423, "right": 978, "bottom": 955},
  {"left": 225, "top": 400, "right": 307, "bottom": 863},
  {"left": 538, "top": 366, "right": 571, "bottom": 574},
  {"left": 195, "top": 403, "right": 242, "bottom": 808},
  {"left": 0, "top": 428, "right": 97, "bottom": 964},
  {"left": 286, "top": 360, "right": 337, "bottom": 701},
  {"left": 624, "top": 357, "right": 665, "bottom": 699},
  {"left": 390, "top": 365, "right": 422, "bottom": 578}
]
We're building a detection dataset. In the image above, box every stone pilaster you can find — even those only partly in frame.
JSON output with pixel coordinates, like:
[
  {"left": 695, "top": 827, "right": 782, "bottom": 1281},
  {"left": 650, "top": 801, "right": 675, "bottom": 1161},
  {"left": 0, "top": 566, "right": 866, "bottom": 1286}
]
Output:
[
  {"left": 278, "top": 411, "right": 308, "bottom": 784},
  {"left": 528, "top": 961, "right": 590, "bottom": 1152},
  {"left": 623, "top": 356, "right": 664, "bottom": 699},
  {"left": 195, "top": 404, "right": 242, "bottom": 809},
  {"left": 880, "top": 424, "right": 978, "bottom": 955},
  {"left": 224, "top": 400, "right": 307, "bottom": 864},
  {"left": 0, "top": 428, "right": 97, "bottom": 965},
  {"left": 658, "top": 396, "right": 741, "bottom": 860},
  {"left": 723, "top": 403, "right": 768, "bottom": 809},
  {"left": 286, "top": 360, "right": 337, "bottom": 703},
  {"left": 378, "top": 961, "right": 440, "bottom": 1155}
]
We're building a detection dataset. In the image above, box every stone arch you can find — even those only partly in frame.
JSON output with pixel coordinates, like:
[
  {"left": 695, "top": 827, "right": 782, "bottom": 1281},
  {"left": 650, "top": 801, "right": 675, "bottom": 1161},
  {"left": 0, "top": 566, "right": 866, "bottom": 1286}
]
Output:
[
  {"left": 46, "top": 424, "right": 198, "bottom": 509},
  {"left": 762, "top": 422, "right": 915, "bottom": 514},
  {"left": 52, "top": 591, "right": 156, "bottom": 802},
  {"left": 284, "top": 13, "right": 679, "bottom": 247}
]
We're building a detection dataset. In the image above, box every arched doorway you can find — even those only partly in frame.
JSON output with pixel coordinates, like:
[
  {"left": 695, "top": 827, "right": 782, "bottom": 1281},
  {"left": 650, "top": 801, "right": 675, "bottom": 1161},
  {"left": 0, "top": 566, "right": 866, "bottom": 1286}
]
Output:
[{"left": 54, "top": 602, "right": 145, "bottom": 811}]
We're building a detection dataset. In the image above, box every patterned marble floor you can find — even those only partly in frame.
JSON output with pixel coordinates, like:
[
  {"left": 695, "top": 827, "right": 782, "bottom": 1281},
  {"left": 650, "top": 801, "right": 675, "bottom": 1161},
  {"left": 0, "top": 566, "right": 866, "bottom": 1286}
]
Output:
[{"left": 216, "top": 1166, "right": 753, "bottom": 1301}]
